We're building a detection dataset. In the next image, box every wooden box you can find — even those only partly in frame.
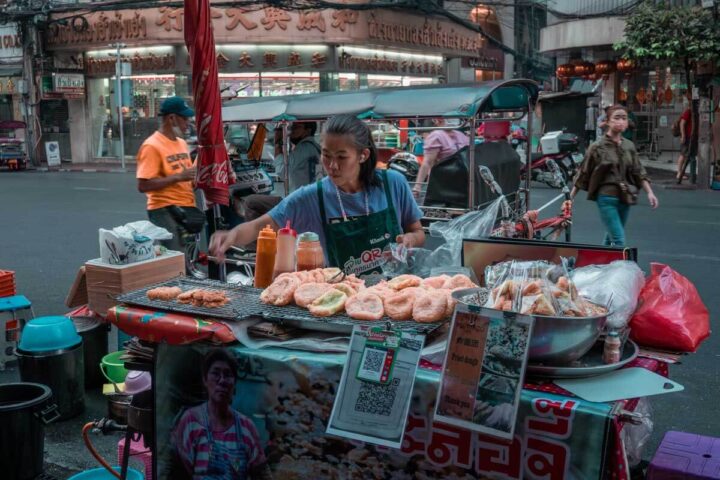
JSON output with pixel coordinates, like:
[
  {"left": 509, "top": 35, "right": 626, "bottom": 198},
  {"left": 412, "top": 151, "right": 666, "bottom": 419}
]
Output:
[{"left": 85, "top": 251, "right": 185, "bottom": 315}]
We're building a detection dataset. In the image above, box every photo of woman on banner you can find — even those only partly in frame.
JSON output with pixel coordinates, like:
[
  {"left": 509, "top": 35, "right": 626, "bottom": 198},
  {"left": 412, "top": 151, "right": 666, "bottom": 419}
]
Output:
[{"left": 171, "top": 349, "right": 272, "bottom": 480}]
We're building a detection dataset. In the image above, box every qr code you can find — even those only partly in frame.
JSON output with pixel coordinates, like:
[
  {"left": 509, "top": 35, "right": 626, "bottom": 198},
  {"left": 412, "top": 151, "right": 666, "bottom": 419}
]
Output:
[
  {"left": 358, "top": 347, "right": 386, "bottom": 382},
  {"left": 354, "top": 377, "right": 400, "bottom": 416}
]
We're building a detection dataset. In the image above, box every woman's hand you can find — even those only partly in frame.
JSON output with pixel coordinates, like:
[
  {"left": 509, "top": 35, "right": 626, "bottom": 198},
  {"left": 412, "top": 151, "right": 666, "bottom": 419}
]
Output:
[
  {"left": 209, "top": 229, "right": 238, "bottom": 262},
  {"left": 395, "top": 233, "right": 415, "bottom": 249},
  {"left": 647, "top": 191, "right": 659, "bottom": 209}
]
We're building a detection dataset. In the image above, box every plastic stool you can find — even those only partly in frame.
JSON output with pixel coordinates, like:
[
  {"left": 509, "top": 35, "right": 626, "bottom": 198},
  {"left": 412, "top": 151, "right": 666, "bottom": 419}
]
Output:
[
  {"left": 647, "top": 431, "right": 720, "bottom": 479},
  {"left": 118, "top": 434, "right": 153, "bottom": 480}
]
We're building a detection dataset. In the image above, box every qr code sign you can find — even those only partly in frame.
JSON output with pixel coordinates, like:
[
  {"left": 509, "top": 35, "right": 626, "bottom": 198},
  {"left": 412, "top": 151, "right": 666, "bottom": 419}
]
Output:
[
  {"left": 354, "top": 377, "right": 401, "bottom": 416},
  {"left": 358, "top": 347, "right": 387, "bottom": 383}
]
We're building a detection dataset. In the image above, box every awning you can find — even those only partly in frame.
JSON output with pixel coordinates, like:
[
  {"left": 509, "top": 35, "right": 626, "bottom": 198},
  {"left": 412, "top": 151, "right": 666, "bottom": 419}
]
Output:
[{"left": 221, "top": 79, "right": 540, "bottom": 123}]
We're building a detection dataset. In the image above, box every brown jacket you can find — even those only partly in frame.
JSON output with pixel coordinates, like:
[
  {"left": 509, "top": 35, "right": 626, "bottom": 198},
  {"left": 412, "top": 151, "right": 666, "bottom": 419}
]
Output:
[{"left": 574, "top": 135, "right": 650, "bottom": 201}]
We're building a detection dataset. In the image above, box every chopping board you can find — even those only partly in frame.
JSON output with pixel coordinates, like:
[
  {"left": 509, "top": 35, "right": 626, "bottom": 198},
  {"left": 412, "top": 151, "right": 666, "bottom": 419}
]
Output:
[{"left": 554, "top": 368, "right": 684, "bottom": 403}]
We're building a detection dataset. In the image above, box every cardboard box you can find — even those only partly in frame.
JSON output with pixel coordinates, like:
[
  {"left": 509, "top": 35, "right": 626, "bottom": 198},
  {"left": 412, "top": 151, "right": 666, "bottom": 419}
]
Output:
[{"left": 85, "top": 251, "right": 185, "bottom": 315}]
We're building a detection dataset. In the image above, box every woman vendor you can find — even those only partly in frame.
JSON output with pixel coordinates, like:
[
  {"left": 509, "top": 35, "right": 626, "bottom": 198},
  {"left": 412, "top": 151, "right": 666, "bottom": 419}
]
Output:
[{"left": 209, "top": 114, "right": 425, "bottom": 276}]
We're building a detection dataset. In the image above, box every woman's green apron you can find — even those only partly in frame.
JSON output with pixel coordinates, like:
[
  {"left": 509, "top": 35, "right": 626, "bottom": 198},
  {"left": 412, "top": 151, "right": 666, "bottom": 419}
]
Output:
[{"left": 317, "top": 170, "right": 401, "bottom": 276}]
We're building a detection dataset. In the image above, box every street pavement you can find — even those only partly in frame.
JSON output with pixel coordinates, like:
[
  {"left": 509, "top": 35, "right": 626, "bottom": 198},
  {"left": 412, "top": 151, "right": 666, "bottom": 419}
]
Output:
[{"left": 0, "top": 168, "right": 718, "bottom": 476}]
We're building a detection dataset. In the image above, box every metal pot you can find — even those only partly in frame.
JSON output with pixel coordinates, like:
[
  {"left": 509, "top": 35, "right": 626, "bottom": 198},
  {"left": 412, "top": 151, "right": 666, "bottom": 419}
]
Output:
[
  {"left": 73, "top": 316, "right": 108, "bottom": 388},
  {"left": 107, "top": 393, "right": 132, "bottom": 424},
  {"left": 452, "top": 288, "right": 608, "bottom": 365}
]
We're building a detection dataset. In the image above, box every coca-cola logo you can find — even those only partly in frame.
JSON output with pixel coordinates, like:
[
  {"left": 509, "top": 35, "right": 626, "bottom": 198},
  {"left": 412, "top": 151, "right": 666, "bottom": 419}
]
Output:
[{"left": 197, "top": 161, "right": 230, "bottom": 186}]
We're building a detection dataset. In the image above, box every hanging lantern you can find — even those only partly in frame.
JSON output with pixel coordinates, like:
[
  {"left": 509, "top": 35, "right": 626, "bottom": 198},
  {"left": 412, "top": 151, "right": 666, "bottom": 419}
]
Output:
[
  {"left": 556, "top": 63, "right": 576, "bottom": 78},
  {"left": 595, "top": 60, "right": 616, "bottom": 76},
  {"left": 617, "top": 58, "right": 636, "bottom": 74},
  {"left": 636, "top": 87, "right": 646, "bottom": 105},
  {"left": 574, "top": 61, "right": 595, "bottom": 78},
  {"left": 619, "top": 89, "right": 628, "bottom": 103},
  {"left": 664, "top": 85, "right": 673, "bottom": 104}
]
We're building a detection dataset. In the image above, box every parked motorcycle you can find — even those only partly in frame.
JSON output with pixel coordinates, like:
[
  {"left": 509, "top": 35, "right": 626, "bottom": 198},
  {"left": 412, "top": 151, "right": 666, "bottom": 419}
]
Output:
[
  {"left": 386, "top": 151, "right": 419, "bottom": 182},
  {"left": 520, "top": 130, "right": 581, "bottom": 189}
]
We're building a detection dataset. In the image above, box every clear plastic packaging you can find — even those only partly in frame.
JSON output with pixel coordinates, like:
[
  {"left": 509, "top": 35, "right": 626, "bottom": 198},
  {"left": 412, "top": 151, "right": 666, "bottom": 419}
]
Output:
[
  {"left": 382, "top": 196, "right": 503, "bottom": 278},
  {"left": 485, "top": 259, "right": 604, "bottom": 317},
  {"left": 571, "top": 260, "right": 645, "bottom": 329}
]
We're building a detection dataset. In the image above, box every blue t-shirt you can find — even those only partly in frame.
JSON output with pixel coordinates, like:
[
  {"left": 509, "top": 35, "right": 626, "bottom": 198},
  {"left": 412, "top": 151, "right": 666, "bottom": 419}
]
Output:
[{"left": 269, "top": 170, "right": 423, "bottom": 260}]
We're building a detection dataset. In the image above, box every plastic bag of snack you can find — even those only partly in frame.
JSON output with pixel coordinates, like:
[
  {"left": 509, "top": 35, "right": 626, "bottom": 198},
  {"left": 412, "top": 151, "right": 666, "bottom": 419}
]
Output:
[{"left": 571, "top": 260, "right": 645, "bottom": 328}]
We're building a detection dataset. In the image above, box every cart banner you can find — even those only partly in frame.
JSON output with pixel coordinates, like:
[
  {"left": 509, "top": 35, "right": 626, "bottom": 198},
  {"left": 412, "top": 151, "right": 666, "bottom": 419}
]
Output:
[
  {"left": 156, "top": 344, "right": 613, "bottom": 479},
  {"left": 108, "top": 306, "right": 235, "bottom": 345}
]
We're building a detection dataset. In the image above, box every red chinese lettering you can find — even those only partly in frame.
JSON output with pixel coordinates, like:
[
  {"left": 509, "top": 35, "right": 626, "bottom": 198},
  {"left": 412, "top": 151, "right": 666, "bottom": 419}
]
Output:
[
  {"left": 401, "top": 414, "right": 427, "bottom": 456},
  {"left": 525, "top": 436, "right": 569, "bottom": 480},
  {"left": 297, "top": 11, "right": 326, "bottom": 32},
  {"left": 239, "top": 51, "right": 254, "bottom": 68},
  {"left": 476, "top": 434, "right": 522, "bottom": 479},
  {"left": 527, "top": 398, "right": 577, "bottom": 439},
  {"left": 156, "top": 7, "right": 183, "bottom": 32},
  {"left": 216, "top": 52, "right": 230, "bottom": 70},
  {"left": 263, "top": 52, "right": 278, "bottom": 68},
  {"left": 311, "top": 52, "right": 327, "bottom": 67},
  {"left": 427, "top": 422, "right": 473, "bottom": 468},
  {"left": 261, "top": 7, "right": 291, "bottom": 31},
  {"left": 225, "top": 8, "right": 258, "bottom": 31},
  {"left": 287, "top": 51, "right": 302, "bottom": 67},
  {"left": 331, "top": 10, "right": 359, "bottom": 32}
]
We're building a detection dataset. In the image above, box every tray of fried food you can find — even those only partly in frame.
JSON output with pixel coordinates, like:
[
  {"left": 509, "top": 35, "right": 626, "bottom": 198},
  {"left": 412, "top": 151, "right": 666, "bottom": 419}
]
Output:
[
  {"left": 116, "top": 278, "right": 248, "bottom": 319},
  {"left": 259, "top": 268, "right": 480, "bottom": 324}
]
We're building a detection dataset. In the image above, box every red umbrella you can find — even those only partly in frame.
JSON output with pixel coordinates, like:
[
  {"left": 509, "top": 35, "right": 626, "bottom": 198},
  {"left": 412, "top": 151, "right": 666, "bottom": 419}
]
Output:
[{"left": 184, "top": 0, "right": 233, "bottom": 206}]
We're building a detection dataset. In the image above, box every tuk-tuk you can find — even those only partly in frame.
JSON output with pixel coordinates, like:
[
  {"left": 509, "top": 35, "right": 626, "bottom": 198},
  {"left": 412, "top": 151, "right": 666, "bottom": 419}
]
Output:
[
  {"left": 220, "top": 80, "right": 541, "bottom": 222},
  {"left": 0, "top": 120, "right": 27, "bottom": 171}
]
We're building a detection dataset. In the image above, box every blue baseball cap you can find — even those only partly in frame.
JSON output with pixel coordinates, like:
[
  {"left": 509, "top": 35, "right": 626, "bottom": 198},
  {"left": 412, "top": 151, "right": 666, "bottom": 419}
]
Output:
[{"left": 159, "top": 96, "right": 195, "bottom": 117}]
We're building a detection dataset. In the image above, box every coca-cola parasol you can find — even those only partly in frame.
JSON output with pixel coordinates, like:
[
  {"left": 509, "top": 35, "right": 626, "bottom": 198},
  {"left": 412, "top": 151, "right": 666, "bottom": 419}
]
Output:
[{"left": 184, "top": 0, "right": 232, "bottom": 206}]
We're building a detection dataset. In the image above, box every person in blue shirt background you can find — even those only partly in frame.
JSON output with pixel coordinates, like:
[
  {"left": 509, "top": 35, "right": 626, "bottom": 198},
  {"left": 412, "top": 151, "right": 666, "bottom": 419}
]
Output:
[{"left": 210, "top": 114, "right": 425, "bottom": 276}]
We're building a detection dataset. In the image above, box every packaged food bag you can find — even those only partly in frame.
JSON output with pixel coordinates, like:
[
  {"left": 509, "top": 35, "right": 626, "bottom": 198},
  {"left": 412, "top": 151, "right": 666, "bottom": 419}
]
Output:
[{"left": 630, "top": 263, "right": 710, "bottom": 352}]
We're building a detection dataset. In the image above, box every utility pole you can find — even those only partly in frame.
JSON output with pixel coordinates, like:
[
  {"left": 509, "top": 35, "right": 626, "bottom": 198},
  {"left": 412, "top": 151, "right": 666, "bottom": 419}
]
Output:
[
  {"left": 109, "top": 43, "right": 126, "bottom": 169},
  {"left": 21, "top": 18, "right": 39, "bottom": 166}
]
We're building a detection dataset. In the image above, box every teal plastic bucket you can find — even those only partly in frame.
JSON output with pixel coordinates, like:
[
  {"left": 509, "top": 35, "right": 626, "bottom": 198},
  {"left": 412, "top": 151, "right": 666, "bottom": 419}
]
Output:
[{"left": 68, "top": 466, "right": 143, "bottom": 479}]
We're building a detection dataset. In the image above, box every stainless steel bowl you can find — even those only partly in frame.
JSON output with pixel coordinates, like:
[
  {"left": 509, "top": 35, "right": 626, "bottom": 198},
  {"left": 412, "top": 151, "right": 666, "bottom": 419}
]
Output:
[{"left": 452, "top": 288, "right": 608, "bottom": 365}]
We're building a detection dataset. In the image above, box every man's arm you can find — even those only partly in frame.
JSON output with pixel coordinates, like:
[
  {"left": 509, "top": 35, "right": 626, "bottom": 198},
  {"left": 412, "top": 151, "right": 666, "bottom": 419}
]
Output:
[{"left": 138, "top": 166, "right": 195, "bottom": 193}]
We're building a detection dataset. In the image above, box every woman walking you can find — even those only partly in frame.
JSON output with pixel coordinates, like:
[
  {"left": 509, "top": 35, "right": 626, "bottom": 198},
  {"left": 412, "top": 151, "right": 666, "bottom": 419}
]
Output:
[{"left": 570, "top": 104, "right": 659, "bottom": 247}]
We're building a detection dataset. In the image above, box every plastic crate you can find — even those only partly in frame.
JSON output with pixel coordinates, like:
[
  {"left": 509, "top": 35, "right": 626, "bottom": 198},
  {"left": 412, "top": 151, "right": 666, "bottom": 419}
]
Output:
[
  {"left": 0, "top": 270, "right": 16, "bottom": 297},
  {"left": 647, "top": 431, "right": 720, "bottom": 479}
]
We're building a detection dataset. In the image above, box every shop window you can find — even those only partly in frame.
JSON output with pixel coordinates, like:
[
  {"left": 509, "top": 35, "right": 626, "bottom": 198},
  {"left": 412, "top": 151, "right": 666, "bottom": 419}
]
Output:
[{"left": 0, "top": 96, "right": 12, "bottom": 122}]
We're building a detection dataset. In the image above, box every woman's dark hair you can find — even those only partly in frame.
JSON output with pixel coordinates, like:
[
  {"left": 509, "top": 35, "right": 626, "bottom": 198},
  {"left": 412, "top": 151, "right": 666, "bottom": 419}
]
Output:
[
  {"left": 322, "top": 114, "right": 381, "bottom": 189},
  {"left": 606, "top": 104, "right": 628, "bottom": 118},
  {"left": 202, "top": 349, "right": 239, "bottom": 381}
]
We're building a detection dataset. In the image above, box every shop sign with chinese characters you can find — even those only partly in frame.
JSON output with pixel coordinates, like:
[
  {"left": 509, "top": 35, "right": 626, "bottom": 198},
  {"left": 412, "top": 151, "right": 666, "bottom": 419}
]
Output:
[
  {"left": 0, "top": 24, "right": 22, "bottom": 60},
  {"left": 175, "top": 45, "right": 334, "bottom": 73},
  {"left": 46, "top": 7, "right": 484, "bottom": 58},
  {"left": 338, "top": 51, "right": 444, "bottom": 77},
  {"left": 0, "top": 77, "right": 21, "bottom": 95}
]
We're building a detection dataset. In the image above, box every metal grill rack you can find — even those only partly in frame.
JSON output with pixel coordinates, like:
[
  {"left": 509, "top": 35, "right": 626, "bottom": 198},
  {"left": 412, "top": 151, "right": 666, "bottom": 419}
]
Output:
[
  {"left": 115, "top": 278, "right": 262, "bottom": 320},
  {"left": 116, "top": 278, "right": 446, "bottom": 334}
]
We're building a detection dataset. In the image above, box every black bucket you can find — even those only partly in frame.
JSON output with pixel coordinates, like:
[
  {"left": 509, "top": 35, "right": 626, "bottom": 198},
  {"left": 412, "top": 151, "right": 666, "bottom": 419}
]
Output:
[
  {"left": 73, "top": 316, "right": 108, "bottom": 388},
  {"left": 17, "top": 343, "right": 85, "bottom": 420},
  {"left": 0, "top": 383, "right": 59, "bottom": 480}
]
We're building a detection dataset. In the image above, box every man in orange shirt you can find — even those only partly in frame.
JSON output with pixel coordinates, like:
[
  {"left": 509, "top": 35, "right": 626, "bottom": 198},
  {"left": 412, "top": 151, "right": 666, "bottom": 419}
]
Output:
[{"left": 137, "top": 96, "right": 198, "bottom": 252}]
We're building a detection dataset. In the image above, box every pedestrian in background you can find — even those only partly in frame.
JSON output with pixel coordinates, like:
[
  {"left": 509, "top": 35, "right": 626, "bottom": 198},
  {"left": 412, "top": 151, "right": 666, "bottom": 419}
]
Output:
[
  {"left": 570, "top": 104, "right": 659, "bottom": 247},
  {"left": 676, "top": 100, "right": 693, "bottom": 183},
  {"left": 136, "top": 96, "right": 200, "bottom": 252}
]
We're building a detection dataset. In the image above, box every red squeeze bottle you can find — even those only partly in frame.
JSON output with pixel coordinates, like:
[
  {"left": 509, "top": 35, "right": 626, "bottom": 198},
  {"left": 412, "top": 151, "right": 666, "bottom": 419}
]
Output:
[{"left": 254, "top": 225, "right": 277, "bottom": 289}]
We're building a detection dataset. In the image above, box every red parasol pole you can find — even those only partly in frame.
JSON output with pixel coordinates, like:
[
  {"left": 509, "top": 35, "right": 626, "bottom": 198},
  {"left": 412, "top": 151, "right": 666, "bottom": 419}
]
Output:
[{"left": 185, "top": 0, "right": 233, "bottom": 280}]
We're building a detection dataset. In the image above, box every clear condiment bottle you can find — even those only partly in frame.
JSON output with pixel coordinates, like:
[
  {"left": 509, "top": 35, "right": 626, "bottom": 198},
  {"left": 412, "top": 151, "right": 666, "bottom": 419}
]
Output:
[
  {"left": 296, "top": 232, "right": 325, "bottom": 271},
  {"left": 603, "top": 330, "right": 622, "bottom": 364},
  {"left": 254, "top": 225, "right": 277, "bottom": 289},
  {"left": 273, "top": 221, "right": 297, "bottom": 278}
]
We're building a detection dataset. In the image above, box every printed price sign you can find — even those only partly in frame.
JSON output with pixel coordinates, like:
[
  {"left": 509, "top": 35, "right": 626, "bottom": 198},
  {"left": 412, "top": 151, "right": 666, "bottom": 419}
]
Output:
[
  {"left": 327, "top": 325, "right": 424, "bottom": 448},
  {"left": 434, "top": 304, "right": 534, "bottom": 440}
]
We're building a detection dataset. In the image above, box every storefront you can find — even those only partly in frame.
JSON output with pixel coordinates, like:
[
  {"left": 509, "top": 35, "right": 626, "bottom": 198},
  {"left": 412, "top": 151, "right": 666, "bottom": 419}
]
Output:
[
  {"left": 0, "top": 23, "right": 23, "bottom": 124},
  {"left": 45, "top": 5, "right": 505, "bottom": 163}
]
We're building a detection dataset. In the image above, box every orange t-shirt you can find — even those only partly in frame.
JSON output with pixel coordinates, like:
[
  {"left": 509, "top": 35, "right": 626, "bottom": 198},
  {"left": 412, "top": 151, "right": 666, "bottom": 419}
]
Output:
[{"left": 136, "top": 131, "right": 196, "bottom": 210}]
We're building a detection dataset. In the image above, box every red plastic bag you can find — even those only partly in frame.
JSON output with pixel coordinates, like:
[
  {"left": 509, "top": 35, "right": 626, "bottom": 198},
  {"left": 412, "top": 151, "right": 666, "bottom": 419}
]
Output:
[{"left": 630, "top": 263, "right": 710, "bottom": 352}]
